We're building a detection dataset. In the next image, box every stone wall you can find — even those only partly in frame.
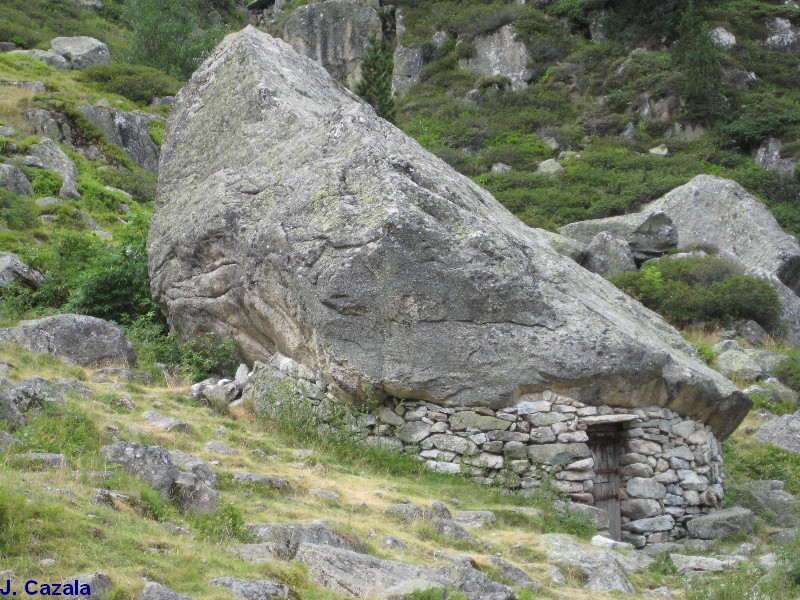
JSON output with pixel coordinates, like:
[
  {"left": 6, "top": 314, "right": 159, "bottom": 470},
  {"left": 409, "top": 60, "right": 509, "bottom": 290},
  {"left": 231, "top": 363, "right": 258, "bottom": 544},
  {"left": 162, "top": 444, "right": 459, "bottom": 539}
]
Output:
[{"left": 245, "top": 357, "right": 724, "bottom": 548}]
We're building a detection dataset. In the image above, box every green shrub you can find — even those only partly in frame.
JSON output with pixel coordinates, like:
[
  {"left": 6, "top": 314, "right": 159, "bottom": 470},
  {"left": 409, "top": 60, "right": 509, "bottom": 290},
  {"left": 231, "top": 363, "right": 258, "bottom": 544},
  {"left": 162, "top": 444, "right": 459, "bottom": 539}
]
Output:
[
  {"left": 611, "top": 256, "right": 781, "bottom": 329},
  {"left": 774, "top": 351, "right": 800, "bottom": 392},
  {"left": 0, "top": 189, "right": 38, "bottom": 230},
  {"left": 125, "top": 0, "right": 225, "bottom": 79},
  {"left": 138, "top": 487, "right": 177, "bottom": 522},
  {"left": 16, "top": 403, "right": 101, "bottom": 456},
  {"left": 79, "top": 64, "right": 181, "bottom": 104},
  {"left": 355, "top": 33, "right": 396, "bottom": 123},
  {"left": 22, "top": 167, "right": 62, "bottom": 197},
  {"left": 191, "top": 503, "right": 249, "bottom": 542}
]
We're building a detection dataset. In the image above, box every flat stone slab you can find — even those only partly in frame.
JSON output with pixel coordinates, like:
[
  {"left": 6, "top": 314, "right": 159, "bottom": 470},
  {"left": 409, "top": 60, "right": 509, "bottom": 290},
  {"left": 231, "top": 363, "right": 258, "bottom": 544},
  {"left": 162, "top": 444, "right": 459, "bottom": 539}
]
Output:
[{"left": 141, "top": 412, "right": 192, "bottom": 433}]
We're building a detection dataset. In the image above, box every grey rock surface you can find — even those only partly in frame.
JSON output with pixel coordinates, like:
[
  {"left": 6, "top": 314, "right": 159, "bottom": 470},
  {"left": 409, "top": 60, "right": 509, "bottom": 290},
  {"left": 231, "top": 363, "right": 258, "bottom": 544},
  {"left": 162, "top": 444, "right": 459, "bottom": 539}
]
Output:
[
  {"left": 559, "top": 211, "right": 677, "bottom": 262},
  {"left": 138, "top": 582, "right": 193, "bottom": 600},
  {"left": 246, "top": 521, "right": 366, "bottom": 559},
  {"left": 729, "top": 479, "right": 800, "bottom": 526},
  {"left": 231, "top": 472, "right": 290, "bottom": 491},
  {"left": 0, "top": 252, "right": 44, "bottom": 290},
  {"left": 0, "top": 314, "right": 135, "bottom": 366},
  {"left": 0, "top": 430, "right": 21, "bottom": 452},
  {"left": 755, "top": 411, "right": 800, "bottom": 454},
  {"left": 0, "top": 164, "right": 33, "bottom": 196},
  {"left": 764, "top": 17, "right": 800, "bottom": 52},
  {"left": 0, "top": 390, "right": 25, "bottom": 430},
  {"left": 459, "top": 25, "right": 530, "bottom": 90},
  {"left": 746, "top": 267, "right": 800, "bottom": 346},
  {"left": 77, "top": 105, "right": 160, "bottom": 172},
  {"left": 756, "top": 138, "right": 797, "bottom": 175},
  {"left": 687, "top": 507, "right": 754, "bottom": 540},
  {"left": 712, "top": 340, "right": 786, "bottom": 381},
  {"left": 294, "top": 543, "right": 514, "bottom": 599},
  {"left": 149, "top": 27, "right": 748, "bottom": 439},
  {"left": 10, "top": 376, "right": 93, "bottom": 410},
  {"left": 142, "top": 411, "right": 192, "bottom": 433},
  {"left": 644, "top": 175, "right": 800, "bottom": 294},
  {"left": 392, "top": 8, "right": 421, "bottom": 95},
  {"left": 168, "top": 450, "right": 217, "bottom": 486},
  {"left": 49, "top": 36, "right": 110, "bottom": 69},
  {"left": 538, "top": 534, "right": 636, "bottom": 594},
  {"left": 281, "top": 0, "right": 381, "bottom": 88},
  {"left": 28, "top": 138, "right": 81, "bottom": 198},
  {"left": 583, "top": 232, "right": 637, "bottom": 277},
  {"left": 61, "top": 572, "right": 113, "bottom": 598},
  {"left": 210, "top": 577, "right": 295, "bottom": 599}
]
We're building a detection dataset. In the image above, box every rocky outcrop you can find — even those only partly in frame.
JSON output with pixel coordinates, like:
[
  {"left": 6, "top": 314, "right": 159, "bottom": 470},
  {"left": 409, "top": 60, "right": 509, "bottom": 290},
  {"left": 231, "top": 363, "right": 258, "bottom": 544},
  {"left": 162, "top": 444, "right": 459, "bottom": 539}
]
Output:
[
  {"left": 149, "top": 27, "right": 747, "bottom": 439},
  {"left": 138, "top": 582, "right": 193, "bottom": 600},
  {"left": 711, "top": 340, "right": 786, "bottom": 381},
  {"left": 686, "top": 507, "right": 754, "bottom": 540},
  {"left": 0, "top": 390, "right": 25, "bottom": 431},
  {"left": 644, "top": 175, "right": 800, "bottom": 294},
  {"left": 0, "top": 314, "right": 136, "bottom": 367},
  {"left": 728, "top": 480, "right": 800, "bottom": 527},
  {"left": 583, "top": 233, "right": 637, "bottom": 278},
  {"left": 755, "top": 411, "right": 800, "bottom": 454},
  {"left": 0, "top": 164, "right": 33, "bottom": 196},
  {"left": 245, "top": 521, "right": 366, "bottom": 559},
  {"left": 210, "top": 577, "right": 296, "bottom": 600},
  {"left": 101, "top": 442, "right": 219, "bottom": 513},
  {"left": 756, "top": 138, "right": 797, "bottom": 175},
  {"left": 763, "top": 17, "right": 800, "bottom": 52},
  {"left": 49, "top": 36, "right": 111, "bottom": 69},
  {"left": 559, "top": 211, "right": 677, "bottom": 263},
  {"left": 28, "top": 138, "right": 81, "bottom": 199},
  {"left": 77, "top": 105, "right": 161, "bottom": 172},
  {"left": 711, "top": 27, "right": 736, "bottom": 49},
  {"left": 392, "top": 9, "right": 422, "bottom": 95},
  {"left": 280, "top": 0, "right": 381, "bottom": 88},
  {"left": 459, "top": 25, "right": 530, "bottom": 90},
  {"left": 0, "top": 252, "right": 45, "bottom": 290}
]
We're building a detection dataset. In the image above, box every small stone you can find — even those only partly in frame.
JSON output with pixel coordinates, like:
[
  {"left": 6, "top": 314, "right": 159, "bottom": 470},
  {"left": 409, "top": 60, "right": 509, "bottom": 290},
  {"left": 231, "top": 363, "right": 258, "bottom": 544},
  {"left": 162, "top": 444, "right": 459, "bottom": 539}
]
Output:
[{"left": 204, "top": 441, "right": 239, "bottom": 455}]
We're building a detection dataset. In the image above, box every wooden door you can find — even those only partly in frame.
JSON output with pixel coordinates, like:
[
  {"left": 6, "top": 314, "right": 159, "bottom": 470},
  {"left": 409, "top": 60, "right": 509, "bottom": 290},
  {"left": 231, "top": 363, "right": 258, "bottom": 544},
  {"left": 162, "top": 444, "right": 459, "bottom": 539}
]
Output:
[{"left": 589, "top": 431, "right": 622, "bottom": 541}]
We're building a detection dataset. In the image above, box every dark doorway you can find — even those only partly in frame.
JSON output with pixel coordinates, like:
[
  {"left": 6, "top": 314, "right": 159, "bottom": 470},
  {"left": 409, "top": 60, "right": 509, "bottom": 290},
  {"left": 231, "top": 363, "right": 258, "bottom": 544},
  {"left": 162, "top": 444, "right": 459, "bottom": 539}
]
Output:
[{"left": 588, "top": 427, "right": 622, "bottom": 540}]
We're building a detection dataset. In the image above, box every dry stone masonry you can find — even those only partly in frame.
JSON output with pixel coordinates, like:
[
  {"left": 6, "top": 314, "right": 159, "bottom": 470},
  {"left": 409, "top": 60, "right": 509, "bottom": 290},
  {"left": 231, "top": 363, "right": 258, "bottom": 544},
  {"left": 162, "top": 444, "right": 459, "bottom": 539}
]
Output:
[{"left": 246, "top": 356, "right": 723, "bottom": 549}]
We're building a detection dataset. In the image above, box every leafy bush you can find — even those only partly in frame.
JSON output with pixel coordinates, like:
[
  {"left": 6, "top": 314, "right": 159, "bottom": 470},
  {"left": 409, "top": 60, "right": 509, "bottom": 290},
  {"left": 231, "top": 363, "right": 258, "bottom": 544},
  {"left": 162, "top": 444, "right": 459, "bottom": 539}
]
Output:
[
  {"left": 774, "top": 351, "right": 800, "bottom": 392},
  {"left": 191, "top": 503, "right": 249, "bottom": 542},
  {"left": 0, "top": 189, "right": 38, "bottom": 230},
  {"left": 79, "top": 64, "right": 181, "bottom": 104},
  {"left": 125, "top": 0, "right": 225, "bottom": 80},
  {"left": 22, "top": 167, "right": 62, "bottom": 197},
  {"left": 611, "top": 256, "right": 781, "bottom": 328}
]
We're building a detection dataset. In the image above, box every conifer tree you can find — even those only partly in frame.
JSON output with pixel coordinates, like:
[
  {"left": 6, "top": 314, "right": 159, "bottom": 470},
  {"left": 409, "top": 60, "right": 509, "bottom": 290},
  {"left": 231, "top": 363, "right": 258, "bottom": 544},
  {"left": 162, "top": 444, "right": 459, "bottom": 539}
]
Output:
[{"left": 355, "top": 32, "right": 396, "bottom": 124}]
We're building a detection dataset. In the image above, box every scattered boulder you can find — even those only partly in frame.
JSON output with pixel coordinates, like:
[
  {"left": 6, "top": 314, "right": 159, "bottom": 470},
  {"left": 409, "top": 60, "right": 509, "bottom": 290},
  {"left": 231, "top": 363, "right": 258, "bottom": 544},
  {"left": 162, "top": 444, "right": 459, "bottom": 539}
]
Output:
[
  {"left": 149, "top": 27, "right": 749, "bottom": 440},
  {"left": 392, "top": 8, "right": 421, "bottom": 96},
  {"left": 537, "top": 158, "right": 564, "bottom": 175},
  {"left": 728, "top": 480, "right": 800, "bottom": 527},
  {"left": 756, "top": 138, "right": 797, "bottom": 176},
  {"left": 559, "top": 211, "right": 677, "bottom": 263},
  {"left": 49, "top": 36, "right": 111, "bottom": 70},
  {"left": 644, "top": 175, "right": 800, "bottom": 294},
  {"left": 10, "top": 376, "right": 93, "bottom": 410},
  {"left": 210, "top": 577, "right": 296, "bottom": 600},
  {"left": 294, "top": 543, "right": 514, "bottom": 599},
  {"left": 755, "top": 411, "right": 800, "bottom": 454},
  {"left": 90, "top": 368, "right": 154, "bottom": 385},
  {"left": 142, "top": 411, "right": 193, "bottom": 433},
  {"left": 205, "top": 440, "right": 238, "bottom": 455},
  {"left": 8, "top": 49, "right": 69, "bottom": 70},
  {"left": 281, "top": 0, "right": 381, "bottom": 88},
  {"left": 711, "top": 27, "right": 737, "bottom": 49},
  {"left": 0, "top": 252, "right": 45, "bottom": 290},
  {"left": 459, "top": 24, "right": 531, "bottom": 90},
  {"left": 168, "top": 450, "right": 216, "bottom": 486},
  {"left": 763, "top": 17, "right": 800, "bottom": 52},
  {"left": 452, "top": 510, "right": 497, "bottom": 528},
  {"left": 670, "top": 554, "right": 730, "bottom": 574},
  {"left": 649, "top": 144, "right": 670, "bottom": 157},
  {"left": 76, "top": 106, "right": 160, "bottom": 172},
  {"left": 538, "top": 534, "right": 636, "bottom": 594},
  {"left": 488, "top": 556, "right": 537, "bottom": 589},
  {"left": 138, "top": 582, "right": 193, "bottom": 600},
  {"left": 583, "top": 232, "right": 637, "bottom": 277},
  {"left": 720, "top": 319, "right": 769, "bottom": 346},
  {"left": 231, "top": 472, "right": 290, "bottom": 491},
  {"left": 101, "top": 442, "right": 218, "bottom": 513},
  {"left": 246, "top": 521, "right": 366, "bottom": 559},
  {"left": 712, "top": 340, "right": 786, "bottom": 381},
  {"left": 61, "top": 573, "right": 113, "bottom": 598},
  {"left": 0, "top": 164, "right": 33, "bottom": 196},
  {"left": 28, "top": 138, "right": 81, "bottom": 199},
  {"left": 686, "top": 507, "right": 754, "bottom": 540}
]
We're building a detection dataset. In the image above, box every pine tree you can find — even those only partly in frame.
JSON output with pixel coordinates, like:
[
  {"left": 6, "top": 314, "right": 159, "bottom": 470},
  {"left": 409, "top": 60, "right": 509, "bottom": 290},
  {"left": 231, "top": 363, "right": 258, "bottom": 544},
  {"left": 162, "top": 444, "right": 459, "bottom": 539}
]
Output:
[{"left": 355, "top": 33, "right": 396, "bottom": 124}]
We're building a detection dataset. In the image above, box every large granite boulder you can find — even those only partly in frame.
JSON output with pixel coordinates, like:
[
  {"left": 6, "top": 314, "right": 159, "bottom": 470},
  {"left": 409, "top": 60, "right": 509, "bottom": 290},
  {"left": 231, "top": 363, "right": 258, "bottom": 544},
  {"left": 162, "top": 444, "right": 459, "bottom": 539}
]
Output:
[
  {"left": 149, "top": 27, "right": 748, "bottom": 439},
  {"left": 0, "top": 164, "right": 33, "bottom": 196},
  {"left": 756, "top": 138, "right": 797, "bottom": 176},
  {"left": 459, "top": 25, "right": 531, "bottom": 91},
  {"left": 8, "top": 49, "right": 69, "bottom": 70},
  {"left": 583, "top": 232, "right": 637, "bottom": 278},
  {"left": 728, "top": 480, "right": 800, "bottom": 527},
  {"left": 643, "top": 175, "right": 800, "bottom": 295},
  {"left": 281, "top": 0, "right": 381, "bottom": 88},
  {"left": 538, "top": 534, "right": 636, "bottom": 594},
  {"left": 558, "top": 211, "right": 678, "bottom": 263},
  {"left": 0, "top": 314, "right": 136, "bottom": 367},
  {"left": 686, "top": 507, "right": 754, "bottom": 540},
  {"left": 49, "top": 36, "right": 111, "bottom": 70},
  {"left": 28, "top": 138, "right": 81, "bottom": 199},
  {"left": 0, "top": 252, "right": 45, "bottom": 290},
  {"left": 755, "top": 410, "right": 800, "bottom": 454},
  {"left": 76, "top": 106, "right": 161, "bottom": 172}
]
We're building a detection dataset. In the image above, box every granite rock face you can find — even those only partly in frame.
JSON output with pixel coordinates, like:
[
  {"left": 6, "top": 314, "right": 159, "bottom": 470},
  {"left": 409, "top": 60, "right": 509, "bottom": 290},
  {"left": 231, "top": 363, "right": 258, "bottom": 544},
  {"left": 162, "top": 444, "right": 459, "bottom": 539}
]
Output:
[
  {"left": 281, "top": 0, "right": 381, "bottom": 88},
  {"left": 49, "top": 36, "right": 110, "bottom": 69},
  {"left": 0, "top": 252, "right": 44, "bottom": 290},
  {"left": 149, "top": 27, "right": 747, "bottom": 439},
  {"left": 643, "top": 175, "right": 800, "bottom": 294},
  {"left": 459, "top": 25, "right": 531, "bottom": 90},
  {"left": 0, "top": 164, "right": 33, "bottom": 196},
  {"left": 28, "top": 138, "right": 81, "bottom": 199},
  {"left": 77, "top": 105, "right": 161, "bottom": 172}
]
